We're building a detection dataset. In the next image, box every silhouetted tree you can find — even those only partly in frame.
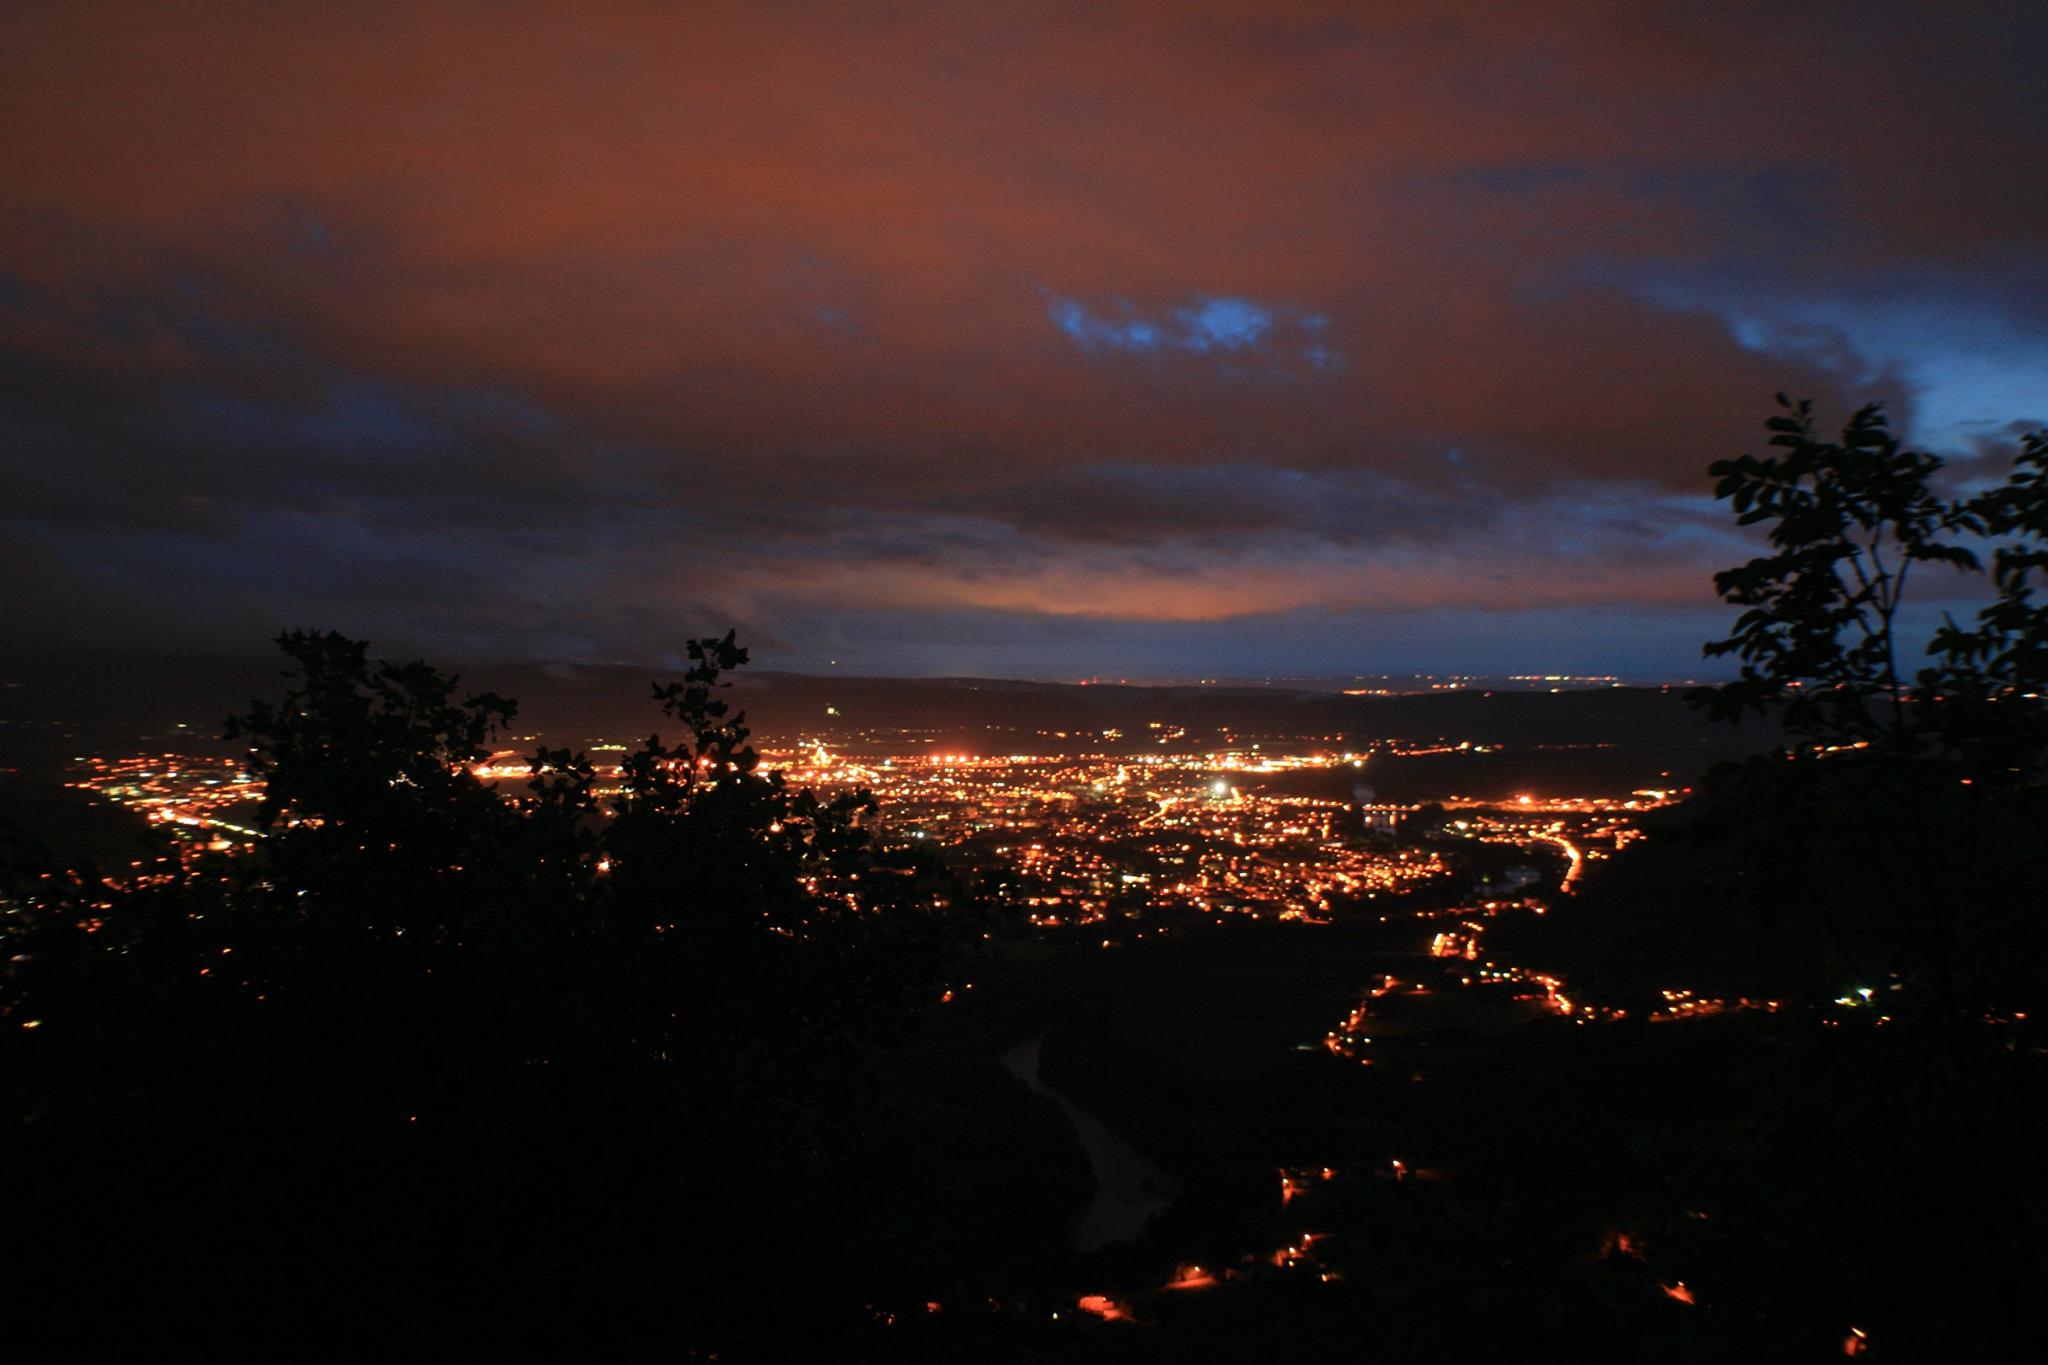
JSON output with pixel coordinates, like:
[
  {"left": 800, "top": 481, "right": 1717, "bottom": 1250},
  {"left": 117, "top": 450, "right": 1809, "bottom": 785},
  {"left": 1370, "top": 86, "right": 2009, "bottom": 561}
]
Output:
[{"left": 1690, "top": 397, "right": 2048, "bottom": 1010}]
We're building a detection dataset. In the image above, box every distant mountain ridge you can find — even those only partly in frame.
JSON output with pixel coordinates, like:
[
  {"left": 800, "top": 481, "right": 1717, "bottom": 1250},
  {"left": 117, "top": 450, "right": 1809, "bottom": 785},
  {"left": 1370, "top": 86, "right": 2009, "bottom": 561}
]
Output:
[{"left": 1, "top": 650, "right": 1764, "bottom": 766}]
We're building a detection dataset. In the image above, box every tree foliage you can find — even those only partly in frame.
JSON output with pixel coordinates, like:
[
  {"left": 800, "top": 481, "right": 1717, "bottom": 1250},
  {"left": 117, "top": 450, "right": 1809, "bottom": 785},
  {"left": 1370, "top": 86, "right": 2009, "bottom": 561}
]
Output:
[
  {"left": 1695, "top": 396, "right": 2048, "bottom": 776},
  {"left": 1688, "top": 397, "right": 2048, "bottom": 1012}
]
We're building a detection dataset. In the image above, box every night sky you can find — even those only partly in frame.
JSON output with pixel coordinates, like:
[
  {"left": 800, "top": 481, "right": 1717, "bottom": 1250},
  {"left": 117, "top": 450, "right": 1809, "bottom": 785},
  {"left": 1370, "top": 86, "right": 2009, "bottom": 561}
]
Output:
[{"left": 4, "top": 3, "right": 2044, "bottom": 678}]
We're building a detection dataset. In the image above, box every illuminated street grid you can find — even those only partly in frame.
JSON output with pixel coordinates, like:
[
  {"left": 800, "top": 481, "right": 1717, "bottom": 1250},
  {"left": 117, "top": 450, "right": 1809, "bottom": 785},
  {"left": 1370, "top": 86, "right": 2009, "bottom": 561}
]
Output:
[
  {"left": 72, "top": 738, "right": 1679, "bottom": 942},
  {"left": 762, "top": 744, "right": 1458, "bottom": 932},
  {"left": 67, "top": 753, "right": 266, "bottom": 855}
]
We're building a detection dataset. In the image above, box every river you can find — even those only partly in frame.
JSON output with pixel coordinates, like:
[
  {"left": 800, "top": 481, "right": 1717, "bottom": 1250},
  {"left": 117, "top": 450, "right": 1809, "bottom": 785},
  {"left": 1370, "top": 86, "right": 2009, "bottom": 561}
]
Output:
[{"left": 1001, "top": 1034, "right": 1182, "bottom": 1252}]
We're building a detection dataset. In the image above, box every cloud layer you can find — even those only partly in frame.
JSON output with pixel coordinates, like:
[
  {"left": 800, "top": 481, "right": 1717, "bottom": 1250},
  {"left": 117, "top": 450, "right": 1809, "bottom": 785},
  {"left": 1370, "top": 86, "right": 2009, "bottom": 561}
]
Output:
[{"left": 3, "top": 2, "right": 2043, "bottom": 674}]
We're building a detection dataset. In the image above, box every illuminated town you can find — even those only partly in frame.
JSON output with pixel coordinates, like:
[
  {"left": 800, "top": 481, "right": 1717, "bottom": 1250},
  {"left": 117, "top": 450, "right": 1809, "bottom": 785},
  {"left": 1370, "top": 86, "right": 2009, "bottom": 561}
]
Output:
[
  {"left": 66, "top": 731, "right": 1718, "bottom": 1057},
  {"left": 65, "top": 753, "right": 266, "bottom": 857},
  {"left": 69, "top": 730, "right": 1671, "bottom": 939}
]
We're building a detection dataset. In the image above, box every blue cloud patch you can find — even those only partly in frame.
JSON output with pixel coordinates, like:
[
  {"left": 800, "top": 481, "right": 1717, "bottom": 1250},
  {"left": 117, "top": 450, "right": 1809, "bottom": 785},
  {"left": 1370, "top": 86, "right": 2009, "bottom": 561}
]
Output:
[
  {"left": 1048, "top": 292, "right": 1338, "bottom": 372},
  {"left": 1173, "top": 297, "right": 1273, "bottom": 352},
  {"left": 1048, "top": 297, "right": 1165, "bottom": 352}
]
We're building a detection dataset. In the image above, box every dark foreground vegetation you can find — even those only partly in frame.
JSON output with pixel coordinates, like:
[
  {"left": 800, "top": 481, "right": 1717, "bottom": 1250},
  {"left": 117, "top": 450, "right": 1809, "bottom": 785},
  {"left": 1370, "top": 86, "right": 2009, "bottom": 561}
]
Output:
[
  {"left": 3, "top": 632, "right": 1088, "bottom": 1356},
  {"left": 4, "top": 403, "right": 2046, "bottom": 1359}
]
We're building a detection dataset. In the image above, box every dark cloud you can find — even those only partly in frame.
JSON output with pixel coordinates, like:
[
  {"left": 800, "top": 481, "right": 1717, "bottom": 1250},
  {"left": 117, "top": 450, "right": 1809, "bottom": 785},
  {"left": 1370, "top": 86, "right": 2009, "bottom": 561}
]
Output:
[{"left": 1, "top": 1, "right": 2042, "bottom": 674}]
